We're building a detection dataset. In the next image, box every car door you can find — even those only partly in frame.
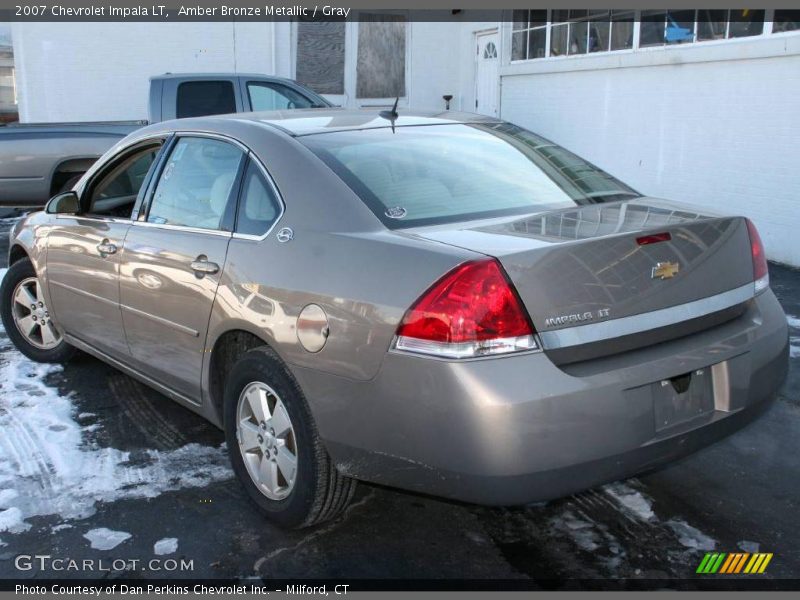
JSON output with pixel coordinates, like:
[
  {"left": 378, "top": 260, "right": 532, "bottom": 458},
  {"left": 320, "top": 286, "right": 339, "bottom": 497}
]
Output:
[
  {"left": 45, "top": 140, "right": 165, "bottom": 359},
  {"left": 118, "top": 135, "right": 245, "bottom": 401}
]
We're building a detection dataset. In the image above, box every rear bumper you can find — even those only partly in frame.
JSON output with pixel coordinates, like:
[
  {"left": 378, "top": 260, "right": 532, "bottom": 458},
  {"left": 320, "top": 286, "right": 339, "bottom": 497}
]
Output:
[{"left": 294, "top": 290, "right": 789, "bottom": 505}]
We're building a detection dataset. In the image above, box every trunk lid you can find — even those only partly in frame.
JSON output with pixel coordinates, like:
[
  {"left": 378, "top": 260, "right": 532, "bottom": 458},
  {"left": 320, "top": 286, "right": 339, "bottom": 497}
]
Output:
[{"left": 410, "top": 199, "right": 754, "bottom": 360}]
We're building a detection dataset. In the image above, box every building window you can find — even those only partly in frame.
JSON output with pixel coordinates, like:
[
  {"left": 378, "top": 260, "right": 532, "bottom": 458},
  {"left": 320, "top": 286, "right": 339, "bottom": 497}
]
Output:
[
  {"left": 640, "top": 10, "right": 697, "bottom": 46},
  {"left": 509, "top": 9, "right": 780, "bottom": 63},
  {"left": 356, "top": 13, "right": 407, "bottom": 99},
  {"left": 295, "top": 18, "right": 345, "bottom": 95},
  {"left": 773, "top": 10, "right": 800, "bottom": 33},
  {"left": 0, "top": 23, "right": 17, "bottom": 123},
  {"left": 511, "top": 10, "right": 547, "bottom": 60}
]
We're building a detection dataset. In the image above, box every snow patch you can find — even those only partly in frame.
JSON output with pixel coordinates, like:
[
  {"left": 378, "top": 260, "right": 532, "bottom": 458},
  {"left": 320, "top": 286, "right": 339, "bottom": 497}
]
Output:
[
  {"left": 154, "top": 537, "right": 179, "bottom": 555},
  {"left": 0, "top": 488, "right": 18, "bottom": 507},
  {"left": 738, "top": 540, "right": 760, "bottom": 553},
  {"left": 556, "top": 512, "right": 600, "bottom": 551},
  {"left": 0, "top": 270, "right": 234, "bottom": 535},
  {"left": 603, "top": 482, "right": 655, "bottom": 521},
  {"left": 786, "top": 315, "right": 800, "bottom": 330},
  {"left": 0, "top": 507, "right": 30, "bottom": 533},
  {"left": 84, "top": 528, "right": 131, "bottom": 551},
  {"left": 51, "top": 523, "right": 72, "bottom": 533},
  {"left": 666, "top": 519, "right": 716, "bottom": 550}
]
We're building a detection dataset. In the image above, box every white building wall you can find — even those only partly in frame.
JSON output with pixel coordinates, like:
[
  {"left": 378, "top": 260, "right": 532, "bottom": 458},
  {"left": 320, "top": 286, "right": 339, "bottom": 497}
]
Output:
[
  {"left": 11, "top": 22, "right": 278, "bottom": 122},
  {"left": 500, "top": 34, "right": 800, "bottom": 266},
  {"left": 406, "top": 21, "right": 462, "bottom": 112}
]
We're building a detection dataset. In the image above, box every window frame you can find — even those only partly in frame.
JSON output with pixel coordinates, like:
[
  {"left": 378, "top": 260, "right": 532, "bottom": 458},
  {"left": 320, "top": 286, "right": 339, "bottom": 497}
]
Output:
[
  {"left": 76, "top": 137, "right": 168, "bottom": 223},
  {"left": 231, "top": 154, "right": 286, "bottom": 242},
  {"left": 508, "top": 8, "right": 779, "bottom": 64},
  {"left": 136, "top": 132, "right": 248, "bottom": 236}
]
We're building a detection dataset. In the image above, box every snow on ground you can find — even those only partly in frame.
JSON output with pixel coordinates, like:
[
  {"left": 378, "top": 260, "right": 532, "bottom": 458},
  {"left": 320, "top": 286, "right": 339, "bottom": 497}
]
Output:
[
  {"left": 787, "top": 315, "right": 800, "bottom": 358},
  {"left": 738, "top": 540, "right": 760, "bottom": 553},
  {"left": 0, "top": 269, "right": 233, "bottom": 536},
  {"left": 665, "top": 519, "right": 716, "bottom": 551},
  {"left": 84, "top": 528, "right": 131, "bottom": 550},
  {"left": 602, "top": 482, "right": 656, "bottom": 521},
  {"left": 154, "top": 537, "right": 179, "bottom": 555}
]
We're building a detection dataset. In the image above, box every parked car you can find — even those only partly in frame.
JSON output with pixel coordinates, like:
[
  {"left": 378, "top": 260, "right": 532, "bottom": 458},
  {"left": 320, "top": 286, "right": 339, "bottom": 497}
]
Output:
[
  {"left": 0, "top": 73, "right": 331, "bottom": 206},
  {"left": 1, "top": 109, "right": 788, "bottom": 528}
]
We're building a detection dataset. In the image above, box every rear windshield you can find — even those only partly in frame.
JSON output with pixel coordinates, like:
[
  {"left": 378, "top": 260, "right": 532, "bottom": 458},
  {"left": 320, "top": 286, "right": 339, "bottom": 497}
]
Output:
[{"left": 301, "top": 122, "right": 640, "bottom": 228}]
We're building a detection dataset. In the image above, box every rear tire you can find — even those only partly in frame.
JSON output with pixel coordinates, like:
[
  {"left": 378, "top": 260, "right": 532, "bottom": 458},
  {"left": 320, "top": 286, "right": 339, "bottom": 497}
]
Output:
[
  {"left": 0, "top": 258, "right": 75, "bottom": 363},
  {"left": 224, "top": 346, "right": 356, "bottom": 528}
]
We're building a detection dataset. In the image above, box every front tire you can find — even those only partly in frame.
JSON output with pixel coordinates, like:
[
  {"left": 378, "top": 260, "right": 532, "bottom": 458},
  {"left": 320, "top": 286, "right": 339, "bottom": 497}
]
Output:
[
  {"left": 224, "top": 346, "right": 356, "bottom": 528},
  {"left": 1, "top": 258, "right": 75, "bottom": 363}
]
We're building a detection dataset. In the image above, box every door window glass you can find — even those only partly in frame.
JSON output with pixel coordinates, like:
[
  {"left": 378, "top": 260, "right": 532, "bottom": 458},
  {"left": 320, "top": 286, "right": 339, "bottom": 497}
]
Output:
[
  {"left": 247, "top": 82, "right": 316, "bottom": 111},
  {"left": 235, "top": 161, "right": 281, "bottom": 236},
  {"left": 87, "top": 145, "right": 160, "bottom": 218},
  {"left": 147, "top": 137, "right": 244, "bottom": 230}
]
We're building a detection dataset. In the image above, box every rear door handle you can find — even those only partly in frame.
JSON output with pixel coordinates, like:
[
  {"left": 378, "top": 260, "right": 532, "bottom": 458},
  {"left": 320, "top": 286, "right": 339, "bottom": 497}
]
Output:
[
  {"left": 190, "top": 257, "right": 220, "bottom": 275},
  {"left": 96, "top": 240, "right": 117, "bottom": 255}
]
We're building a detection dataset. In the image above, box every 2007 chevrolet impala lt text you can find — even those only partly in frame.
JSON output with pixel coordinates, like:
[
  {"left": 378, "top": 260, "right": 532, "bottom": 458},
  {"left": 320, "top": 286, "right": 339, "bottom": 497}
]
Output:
[{"left": 1, "top": 109, "right": 788, "bottom": 528}]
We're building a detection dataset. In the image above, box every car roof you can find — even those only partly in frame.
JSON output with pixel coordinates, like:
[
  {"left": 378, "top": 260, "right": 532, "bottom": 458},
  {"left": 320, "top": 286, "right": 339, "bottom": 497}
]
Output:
[{"left": 221, "top": 108, "right": 500, "bottom": 137}]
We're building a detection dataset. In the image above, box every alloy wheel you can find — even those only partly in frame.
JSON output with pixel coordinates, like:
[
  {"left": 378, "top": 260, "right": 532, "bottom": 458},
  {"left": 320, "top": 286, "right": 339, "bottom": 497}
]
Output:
[
  {"left": 236, "top": 381, "right": 299, "bottom": 500},
  {"left": 11, "top": 277, "right": 62, "bottom": 350}
]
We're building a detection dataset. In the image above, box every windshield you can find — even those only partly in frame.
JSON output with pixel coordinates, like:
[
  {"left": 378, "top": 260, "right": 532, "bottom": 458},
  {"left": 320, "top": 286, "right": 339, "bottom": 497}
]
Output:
[{"left": 301, "top": 122, "right": 640, "bottom": 228}]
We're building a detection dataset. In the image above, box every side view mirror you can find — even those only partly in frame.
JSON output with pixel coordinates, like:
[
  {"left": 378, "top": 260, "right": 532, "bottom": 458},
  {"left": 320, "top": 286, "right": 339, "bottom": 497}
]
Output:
[{"left": 45, "top": 191, "right": 80, "bottom": 215}]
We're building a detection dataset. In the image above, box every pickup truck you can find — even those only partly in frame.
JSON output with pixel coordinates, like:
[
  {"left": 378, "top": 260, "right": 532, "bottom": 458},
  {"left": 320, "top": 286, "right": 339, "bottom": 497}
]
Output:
[{"left": 0, "top": 73, "right": 331, "bottom": 206}]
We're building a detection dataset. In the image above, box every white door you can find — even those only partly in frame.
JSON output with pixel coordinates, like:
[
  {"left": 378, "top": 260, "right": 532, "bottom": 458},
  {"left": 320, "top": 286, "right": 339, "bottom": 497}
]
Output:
[{"left": 475, "top": 31, "right": 500, "bottom": 117}]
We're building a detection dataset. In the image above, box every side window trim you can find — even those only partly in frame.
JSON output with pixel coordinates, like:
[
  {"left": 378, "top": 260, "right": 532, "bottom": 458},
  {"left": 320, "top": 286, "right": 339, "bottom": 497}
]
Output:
[
  {"left": 80, "top": 136, "right": 169, "bottom": 222},
  {"left": 136, "top": 134, "right": 177, "bottom": 222},
  {"left": 232, "top": 152, "right": 286, "bottom": 241},
  {"left": 138, "top": 133, "right": 247, "bottom": 234}
]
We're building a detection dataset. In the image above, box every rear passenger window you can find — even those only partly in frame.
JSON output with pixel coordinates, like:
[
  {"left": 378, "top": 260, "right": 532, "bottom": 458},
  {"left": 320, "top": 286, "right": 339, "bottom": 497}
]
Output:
[
  {"left": 176, "top": 81, "right": 236, "bottom": 119},
  {"left": 235, "top": 161, "right": 281, "bottom": 237},
  {"left": 147, "top": 137, "right": 244, "bottom": 231}
]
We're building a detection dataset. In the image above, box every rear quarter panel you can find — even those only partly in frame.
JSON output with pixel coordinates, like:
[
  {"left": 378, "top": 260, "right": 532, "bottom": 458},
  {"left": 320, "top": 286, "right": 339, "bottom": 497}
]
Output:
[{"left": 200, "top": 120, "right": 478, "bottom": 413}]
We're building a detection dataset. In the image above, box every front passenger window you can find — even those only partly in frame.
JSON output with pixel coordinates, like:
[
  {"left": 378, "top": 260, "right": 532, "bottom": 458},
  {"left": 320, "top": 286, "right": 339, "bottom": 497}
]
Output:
[{"left": 147, "top": 137, "right": 244, "bottom": 230}]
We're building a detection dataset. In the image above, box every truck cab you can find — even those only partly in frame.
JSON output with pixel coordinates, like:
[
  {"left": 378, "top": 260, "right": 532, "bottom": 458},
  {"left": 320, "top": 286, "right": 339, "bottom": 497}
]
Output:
[
  {"left": 0, "top": 73, "right": 332, "bottom": 207},
  {"left": 149, "top": 73, "right": 332, "bottom": 121}
]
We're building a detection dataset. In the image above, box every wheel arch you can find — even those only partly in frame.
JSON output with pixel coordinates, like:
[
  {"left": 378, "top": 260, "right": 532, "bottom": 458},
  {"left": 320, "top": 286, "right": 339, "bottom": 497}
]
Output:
[
  {"left": 48, "top": 156, "right": 98, "bottom": 196},
  {"left": 8, "top": 244, "right": 29, "bottom": 266},
  {"left": 206, "top": 328, "right": 272, "bottom": 427}
]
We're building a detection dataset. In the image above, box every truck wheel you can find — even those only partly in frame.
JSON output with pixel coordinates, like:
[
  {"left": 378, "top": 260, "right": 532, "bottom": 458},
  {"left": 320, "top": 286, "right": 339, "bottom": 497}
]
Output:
[
  {"left": 224, "top": 346, "right": 356, "bottom": 528},
  {"left": 1, "top": 258, "right": 75, "bottom": 363}
]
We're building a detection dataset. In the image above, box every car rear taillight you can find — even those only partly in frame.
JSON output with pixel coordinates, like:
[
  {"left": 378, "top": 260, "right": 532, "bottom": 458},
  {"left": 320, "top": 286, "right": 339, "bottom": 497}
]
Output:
[
  {"left": 745, "top": 219, "right": 769, "bottom": 294},
  {"left": 394, "top": 259, "right": 538, "bottom": 358}
]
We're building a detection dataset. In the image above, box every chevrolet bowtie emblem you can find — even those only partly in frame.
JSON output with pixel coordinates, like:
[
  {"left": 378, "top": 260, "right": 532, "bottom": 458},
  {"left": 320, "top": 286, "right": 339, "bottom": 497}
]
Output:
[{"left": 652, "top": 261, "right": 680, "bottom": 280}]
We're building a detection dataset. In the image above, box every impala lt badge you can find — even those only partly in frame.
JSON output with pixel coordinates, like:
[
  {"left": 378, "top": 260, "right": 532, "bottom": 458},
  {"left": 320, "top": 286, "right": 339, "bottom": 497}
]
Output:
[
  {"left": 652, "top": 261, "right": 680, "bottom": 280},
  {"left": 544, "top": 307, "right": 610, "bottom": 329}
]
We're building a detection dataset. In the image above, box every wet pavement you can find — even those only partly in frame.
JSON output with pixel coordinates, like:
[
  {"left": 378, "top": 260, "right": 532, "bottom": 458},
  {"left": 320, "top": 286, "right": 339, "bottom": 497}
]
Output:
[{"left": 0, "top": 215, "right": 797, "bottom": 587}]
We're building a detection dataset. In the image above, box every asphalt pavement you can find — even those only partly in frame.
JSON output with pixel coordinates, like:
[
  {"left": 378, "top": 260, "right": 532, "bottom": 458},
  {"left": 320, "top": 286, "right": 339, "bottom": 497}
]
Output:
[{"left": 0, "top": 215, "right": 797, "bottom": 588}]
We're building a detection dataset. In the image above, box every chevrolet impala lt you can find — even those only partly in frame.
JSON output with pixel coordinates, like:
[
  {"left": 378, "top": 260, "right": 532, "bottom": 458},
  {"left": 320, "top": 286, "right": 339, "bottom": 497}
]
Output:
[{"left": 1, "top": 110, "right": 788, "bottom": 528}]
